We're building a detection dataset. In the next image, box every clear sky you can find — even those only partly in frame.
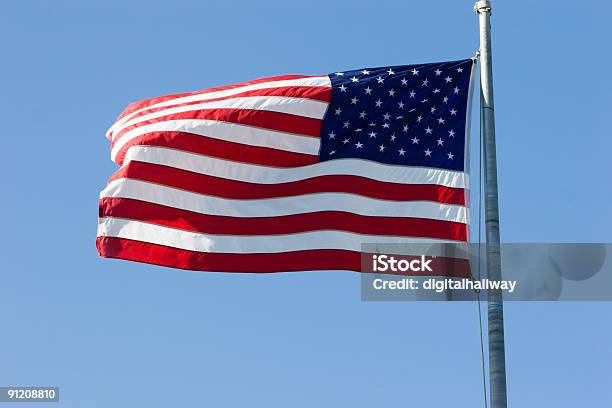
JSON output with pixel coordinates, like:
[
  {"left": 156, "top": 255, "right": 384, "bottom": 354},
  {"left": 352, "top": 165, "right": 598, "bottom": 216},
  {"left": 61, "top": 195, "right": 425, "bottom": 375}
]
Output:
[{"left": 2, "top": 1, "right": 611, "bottom": 406}]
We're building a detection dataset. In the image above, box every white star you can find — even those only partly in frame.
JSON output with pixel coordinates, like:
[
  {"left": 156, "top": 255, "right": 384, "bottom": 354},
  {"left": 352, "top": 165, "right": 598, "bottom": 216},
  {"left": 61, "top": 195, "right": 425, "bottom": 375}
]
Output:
[
  {"left": 328, "top": 132, "right": 336, "bottom": 139},
  {"left": 379, "top": 144, "right": 386, "bottom": 152},
  {"left": 437, "top": 117, "right": 445, "bottom": 124},
  {"left": 422, "top": 78, "right": 429, "bottom": 86},
  {"left": 453, "top": 87, "right": 460, "bottom": 94},
  {"left": 443, "top": 96, "right": 449, "bottom": 103},
  {"left": 382, "top": 122, "right": 390, "bottom": 128},
  {"left": 329, "top": 150, "right": 336, "bottom": 155},
  {"left": 409, "top": 90, "right": 416, "bottom": 98},
  {"left": 334, "top": 107, "right": 342, "bottom": 115},
  {"left": 447, "top": 152, "right": 455, "bottom": 159},
  {"left": 359, "top": 111, "right": 367, "bottom": 119},
  {"left": 387, "top": 68, "right": 395, "bottom": 75},
  {"left": 355, "top": 128, "right": 363, "bottom": 133},
  {"left": 421, "top": 98, "right": 429, "bottom": 103},
  {"left": 411, "top": 68, "right": 419, "bottom": 76},
  {"left": 368, "top": 122, "right": 376, "bottom": 127},
  {"left": 383, "top": 113, "right": 391, "bottom": 120},
  {"left": 437, "top": 138, "right": 444, "bottom": 146},
  {"left": 351, "top": 76, "right": 359, "bottom": 83},
  {"left": 388, "top": 88, "right": 396, "bottom": 97},
  {"left": 350, "top": 96, "right": 359, "bottom": 104},
  {"left": 377, "top": 76, "right": 385, "bottom": 84},
  {"left": 445, "top": 76, "right": 452, "bottom": 83},
  {"left": 343, "top": 121, "right": 350, "bottom": 128},
  {"left": 411, "top": 136, "right": 420, "bottom": 144},
  {"left": 449, "top": 129, "right": 456, "bottom": 137},
  {"left": 433, "top": 88, "right": 440, "bottom": 94},
  {"left": 425, "top": 127, "right": 433, "bottom": 134},
  {"left": 390, "top": 134, "right": 397, "bottom": 141},
  {"left": 450, "top": 108, "right": 457, "bottom": 115},
  {"left": 430, "top": 106, "right": 436, "bottom": 113},
  {"left": 368, "top": 131, "right": 377, "bottom": 138},
  {"left": 342, "top": 138, "right": 350, "bottom": 144},
  {"left": 362, "top": 69, "right": 370, "bottom": 75},
  {"left": 424, "top": 148, "right": 432, "bottom": 157},
  {"left": 434, "top": 69, "right": 442, "bottom": 76},
  {"left": 364, "top": 86, "right": 373, "bottom": 95},
  {"left": 403, "top": 124, "right": 410, "bottom": 132},
  {"left": 456, "top": 67, "right": 463, "bottom": 73},
  {"left": 398, "top": 148, "right": 406, "bottom": 156},
  {"left": 398, "top": 101, "right": 405, "bottom": 109},
  {"left": 335, "top": 72, "right": 344, "bottom": 76},
  {"left": 339, "top": 84, "right": 347, "bottom": 92},
  {"left": 401, "top": 78, "right": 408, "bottom": 86},
  {"left": 355, "top": 142, "right": 364, "bottom": 148},
  {"left": 396, "top": 115, "right": 403, "bottom": 120},
  {"left": 416, "top": 115, "right": 423, "bottom": 123},
  {"left": 375, "top": 99, "right": 383, "bottom": 107}
]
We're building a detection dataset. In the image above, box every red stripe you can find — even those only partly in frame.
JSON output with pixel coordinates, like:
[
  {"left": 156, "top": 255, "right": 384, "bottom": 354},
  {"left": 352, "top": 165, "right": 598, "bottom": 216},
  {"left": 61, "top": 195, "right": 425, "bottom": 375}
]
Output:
[
  {"left": 99, "top": 198, "right": 467, "bottom": 240},
  {"left": 109, "top": 161, "right": 466, "bottom": 205},
  {"left": 116, "top": 75, "right": 324, "bottom": 121},
  {"left": 96, "top": 236, "right": 471, "bottom": 276},
  {"left": 112, "top": 107, "right": 323, "bottom": 148},
  {"left": 112, "top": 85, "right": 331, "bottom": 137},
  {"left": 114, "top": 131, "right": 318, "bottom": 168}
]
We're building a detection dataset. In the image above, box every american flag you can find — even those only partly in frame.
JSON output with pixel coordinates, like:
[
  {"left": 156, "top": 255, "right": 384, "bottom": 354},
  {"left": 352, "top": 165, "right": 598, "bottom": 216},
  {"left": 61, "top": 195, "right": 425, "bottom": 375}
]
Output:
[{"left": 97, "top": 58, "right": 475, "bottom": 273}]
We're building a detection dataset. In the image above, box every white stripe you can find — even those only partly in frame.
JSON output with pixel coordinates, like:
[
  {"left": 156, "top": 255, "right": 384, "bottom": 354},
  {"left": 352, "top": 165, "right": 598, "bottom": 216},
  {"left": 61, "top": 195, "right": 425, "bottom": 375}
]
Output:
[
  {"left": 111, "top": 120, "right": 320, "bottom": 162},
  {"left": 100, "top": 178, "right": 468, "bottom": 223},
  {"left": 112, "top": 96, "right": 328, "bottom": 139},
  {"left": 124, "top": 146, "right": 469, "bottom": 189},
  {"left": 108, "top": 76, "right": 331, "bottom": 139},
  {"left": 98, "top": 217, "right": 467, "bottom": 253}
]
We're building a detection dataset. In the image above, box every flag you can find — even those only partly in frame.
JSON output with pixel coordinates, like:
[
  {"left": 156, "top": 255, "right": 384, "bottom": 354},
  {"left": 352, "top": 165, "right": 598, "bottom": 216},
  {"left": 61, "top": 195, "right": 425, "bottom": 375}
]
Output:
[{"left": 97, "top": 58, "right": 475, "bottom": 273}]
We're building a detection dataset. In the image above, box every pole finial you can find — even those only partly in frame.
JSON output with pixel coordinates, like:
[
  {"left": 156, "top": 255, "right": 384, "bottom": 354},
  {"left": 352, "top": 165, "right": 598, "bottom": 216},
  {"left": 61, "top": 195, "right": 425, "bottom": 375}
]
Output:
[{"left": 474, "top": 0, "right": 492, "bottom": 14}]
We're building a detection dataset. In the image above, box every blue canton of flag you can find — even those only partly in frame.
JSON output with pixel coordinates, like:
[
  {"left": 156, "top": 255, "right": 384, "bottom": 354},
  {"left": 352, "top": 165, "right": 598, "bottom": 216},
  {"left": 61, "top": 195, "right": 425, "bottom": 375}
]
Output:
[{"left": 320, "top": 58, "right": 475, "bottom": 171}]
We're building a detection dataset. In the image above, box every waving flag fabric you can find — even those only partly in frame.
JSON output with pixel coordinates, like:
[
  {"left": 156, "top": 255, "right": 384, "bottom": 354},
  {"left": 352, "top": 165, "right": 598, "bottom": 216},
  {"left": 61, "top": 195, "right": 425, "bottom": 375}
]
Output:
[{"left": 97, "top": 58, "right": 475, "bottom": 273}]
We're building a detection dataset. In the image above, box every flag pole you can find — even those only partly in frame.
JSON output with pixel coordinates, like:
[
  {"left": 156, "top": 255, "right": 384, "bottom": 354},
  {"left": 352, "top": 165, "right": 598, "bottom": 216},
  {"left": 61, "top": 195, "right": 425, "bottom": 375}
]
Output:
[{"left": 474, "top": 1, "right": 508, "bottom": 407}]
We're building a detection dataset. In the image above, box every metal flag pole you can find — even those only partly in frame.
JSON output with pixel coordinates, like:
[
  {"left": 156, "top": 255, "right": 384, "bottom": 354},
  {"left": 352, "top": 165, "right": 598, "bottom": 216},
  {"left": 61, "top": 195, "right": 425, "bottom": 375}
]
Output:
[{"left": 474, "top": 1, "right": 508, "bottom": 407}]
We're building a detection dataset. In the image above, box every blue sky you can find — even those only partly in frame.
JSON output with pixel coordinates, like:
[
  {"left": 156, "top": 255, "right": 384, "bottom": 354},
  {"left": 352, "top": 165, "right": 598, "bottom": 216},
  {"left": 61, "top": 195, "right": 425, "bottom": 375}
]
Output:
[{"left": 1, "top": 1, "right": 611, "bottom": 406}]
